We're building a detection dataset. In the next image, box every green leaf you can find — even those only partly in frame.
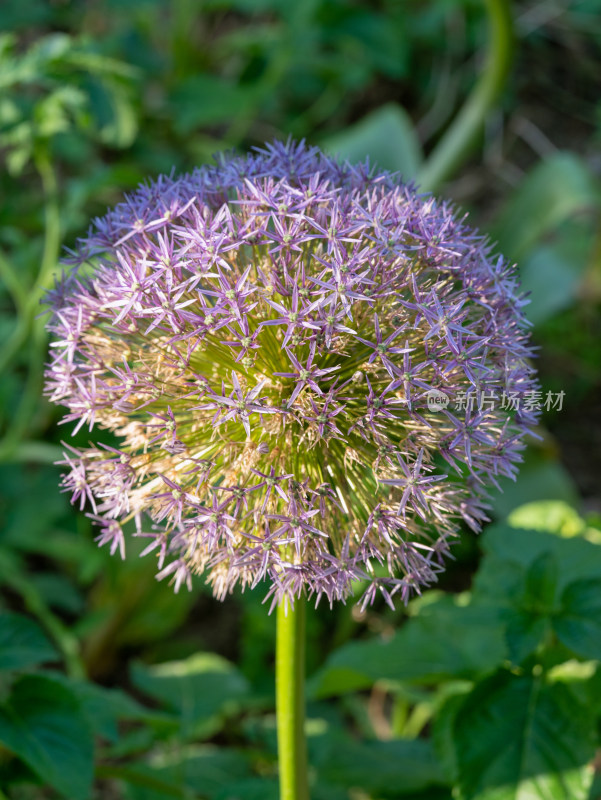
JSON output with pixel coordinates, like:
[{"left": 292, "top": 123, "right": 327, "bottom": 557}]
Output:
[
  {"left": 309, "top": 596, "right": 506, "bottom": 698},
  {"left": 475, "top": 523, "right": 601, "bottom": 601},
  {"left": 554, "top": 579, "right": 601, "bottom": 661},
  {"left": 522, "top": 552, "right": 558, "bottom": 612},
  {"left": 507, "top": 502, "right": 586, "bottom": 538},
  {"left": 0, "top": 612, "right": 58, "bottom": 670},
  {"left": 547, "top": 660, "right": 601, "bottom": 716},
  {"left": 313, "top": 733, "right": 446, "bottom": 796},
  {"left": 131, "top": 652, "right": 251, "bottom": 737},
  {"left": 489, "top": 450, "right": 579, "bottom": 518},
  {"left": 489, "top": 155, "right": 599, "bottom": 323},
  {"left": 0, "top": 675, "right": 94, "bottom": 800},
  {"left": 491, "top": 153, "right": 600, "bottom": 262},
  {"left": 28, "top": 572, "right": 84, "bottom": 615},
  {"left": 504, "top": 612, "right": 551, "bottom": 665},
  {"left": 121, "top": 745, "right": 252, "bottom": 800},
  {"left": 473, "top": 525, "right": 601, "bottom": 663},
  {"left": 307, "top": 664, "right": 373, "bottom": 699},
  {"left": 47, "top": 672, "right": 151, "bottom": 742},
  {"left": 518, "top": 242, "right": 589, "bottom": 324},
  {"left": 438, "top": 669, "right": 596, "bottom": 800},
  {"left": 321, "top": 103, "right": 423, "bottom": 179}
]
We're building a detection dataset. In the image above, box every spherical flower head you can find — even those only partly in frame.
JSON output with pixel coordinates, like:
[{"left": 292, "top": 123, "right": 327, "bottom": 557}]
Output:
[{"left": 45, "top": 140, "right": 539, "bottom": 610}]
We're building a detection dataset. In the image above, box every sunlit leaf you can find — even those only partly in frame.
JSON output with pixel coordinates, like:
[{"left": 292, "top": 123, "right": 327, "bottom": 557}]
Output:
[
  {"left": 321, "top": 103, "right": 422, "bottom": 178},
  {"left": 491, "top": 153, "right": 599, "bottom": 262},
  {"left": 131, "top": 652, "right": 251, "bottom": 736},
  {"left": 122, "top": 745, "right": 252, "bottom": 800},
  {"left": 435, "top": 669, "right": 595, "bottom": 800},
  {"left": 309, "top": 595, "right": 506, "bottom": 698},
  {"left": 48, "top": 673, "right": 152, "bottom": 742},
  {"left": 489, "top": 449, "right": 579, "bottom": 519},
  {"left": 507, "top": 501, "right": 586, "bottom": 538},
  {"left": 476, "top": 524, "right": 601, "bottom": 599}
]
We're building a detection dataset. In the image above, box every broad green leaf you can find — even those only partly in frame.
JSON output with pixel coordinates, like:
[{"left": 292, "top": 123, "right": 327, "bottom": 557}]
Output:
[
  {"left": 522, "top": 552, "right": 558, "bottom": 612},
  {"left": 475, "top": 524, "right": 601, "bottom": 601},
  {"left": 0, "top": 675, "right": 94, "bottom": 800},
  {"left": 0, "top": 612, "right": 58, "bottom": 670},
  {"left": 308, "top": 664, "right": 373, "bottom": 699},
  {"left": 554, "top": 579, "right": 601, "bottom": 661},
  {"left": 547, "top": 661, "right": 601, "bottom": 718},
  {"left": 73, "top": 683, "right": 151, "bottom": 742},
  {"left": 432, "top": 688, "right": 471, "bottom": 784},
  {"left": 507, "top": 501, "right": 586, "bottom": 538},
  {"left": 309, "top": 596, "right": 506, "bottom": 698},
  {"left": 321, "top": 103, "right": 423, "bottom": 179},
  {"left": 437, "top": 669, "right": 595, "bottom": 800},
  {"left": 47, "top": 672, "right": 152, "bottom": 742},
  {"left": 491, "top": 153, "right": 599, "bottom": 262},
  {"left": 489, "top": 450, "right": 578, "bottom": 518},
  {"left": 519, "top": 242, "right": 589, "bottom": 324},
  {"left": 489, "top": 155, "right": 599, "bottom": 324},
  {"left": 473, "top": 526, "right": 601, "bottom": 663},
  {"left": 131, "top": 652, "right": 251, "bottom": 736},
  {"left": 122, "top": 745, "right": 252, "bottom": 800},
  {"left": 28, "top": 572, "right": 84, "bottom": 615},
  {"left": 313, "top": 733, "right": 446, "bottom": 796},
  {"left": 504, "top": 611, "right": 550, "bottom": 665}
]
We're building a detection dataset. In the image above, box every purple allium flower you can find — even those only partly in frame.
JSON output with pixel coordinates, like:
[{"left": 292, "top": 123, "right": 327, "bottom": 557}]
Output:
[{"left": 44, "top": 140, "right": 539, "bottom": 610}]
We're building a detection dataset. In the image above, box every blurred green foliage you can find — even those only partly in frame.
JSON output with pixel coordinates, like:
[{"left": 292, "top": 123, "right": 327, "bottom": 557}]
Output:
[
  {"left": 4, "top": 503, "right": 601, "bottom": 799},
  {"left": 1, "top": 0, "right": 601, "bottom": 798}
]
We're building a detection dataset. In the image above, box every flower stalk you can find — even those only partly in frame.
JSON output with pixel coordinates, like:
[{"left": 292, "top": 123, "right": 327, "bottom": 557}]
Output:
[
  {"left": 276, "top": 598, "right": 309, "bottom": 800},
  {"left": 418, "top": 0, "right": 514, "bottom": 192}
]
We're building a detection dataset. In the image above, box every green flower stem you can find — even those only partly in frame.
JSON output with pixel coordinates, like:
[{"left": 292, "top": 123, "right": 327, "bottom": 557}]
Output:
[
  {"left": 0, "top": 248, "right": 27, "bottom": 314},
  {"left": 34, "top": 148, "right": 61, "bottom": 298},
  {"left": 417, "top": 0, "right": 514, "bottom": 192},
  {"left": 276, "top": 598, "right": 309, "bottom": 800}
]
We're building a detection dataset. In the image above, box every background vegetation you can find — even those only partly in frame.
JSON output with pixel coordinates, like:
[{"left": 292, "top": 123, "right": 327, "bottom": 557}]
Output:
[{"left": 1, "top": 1, "right": 601, "bottom": 798}]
